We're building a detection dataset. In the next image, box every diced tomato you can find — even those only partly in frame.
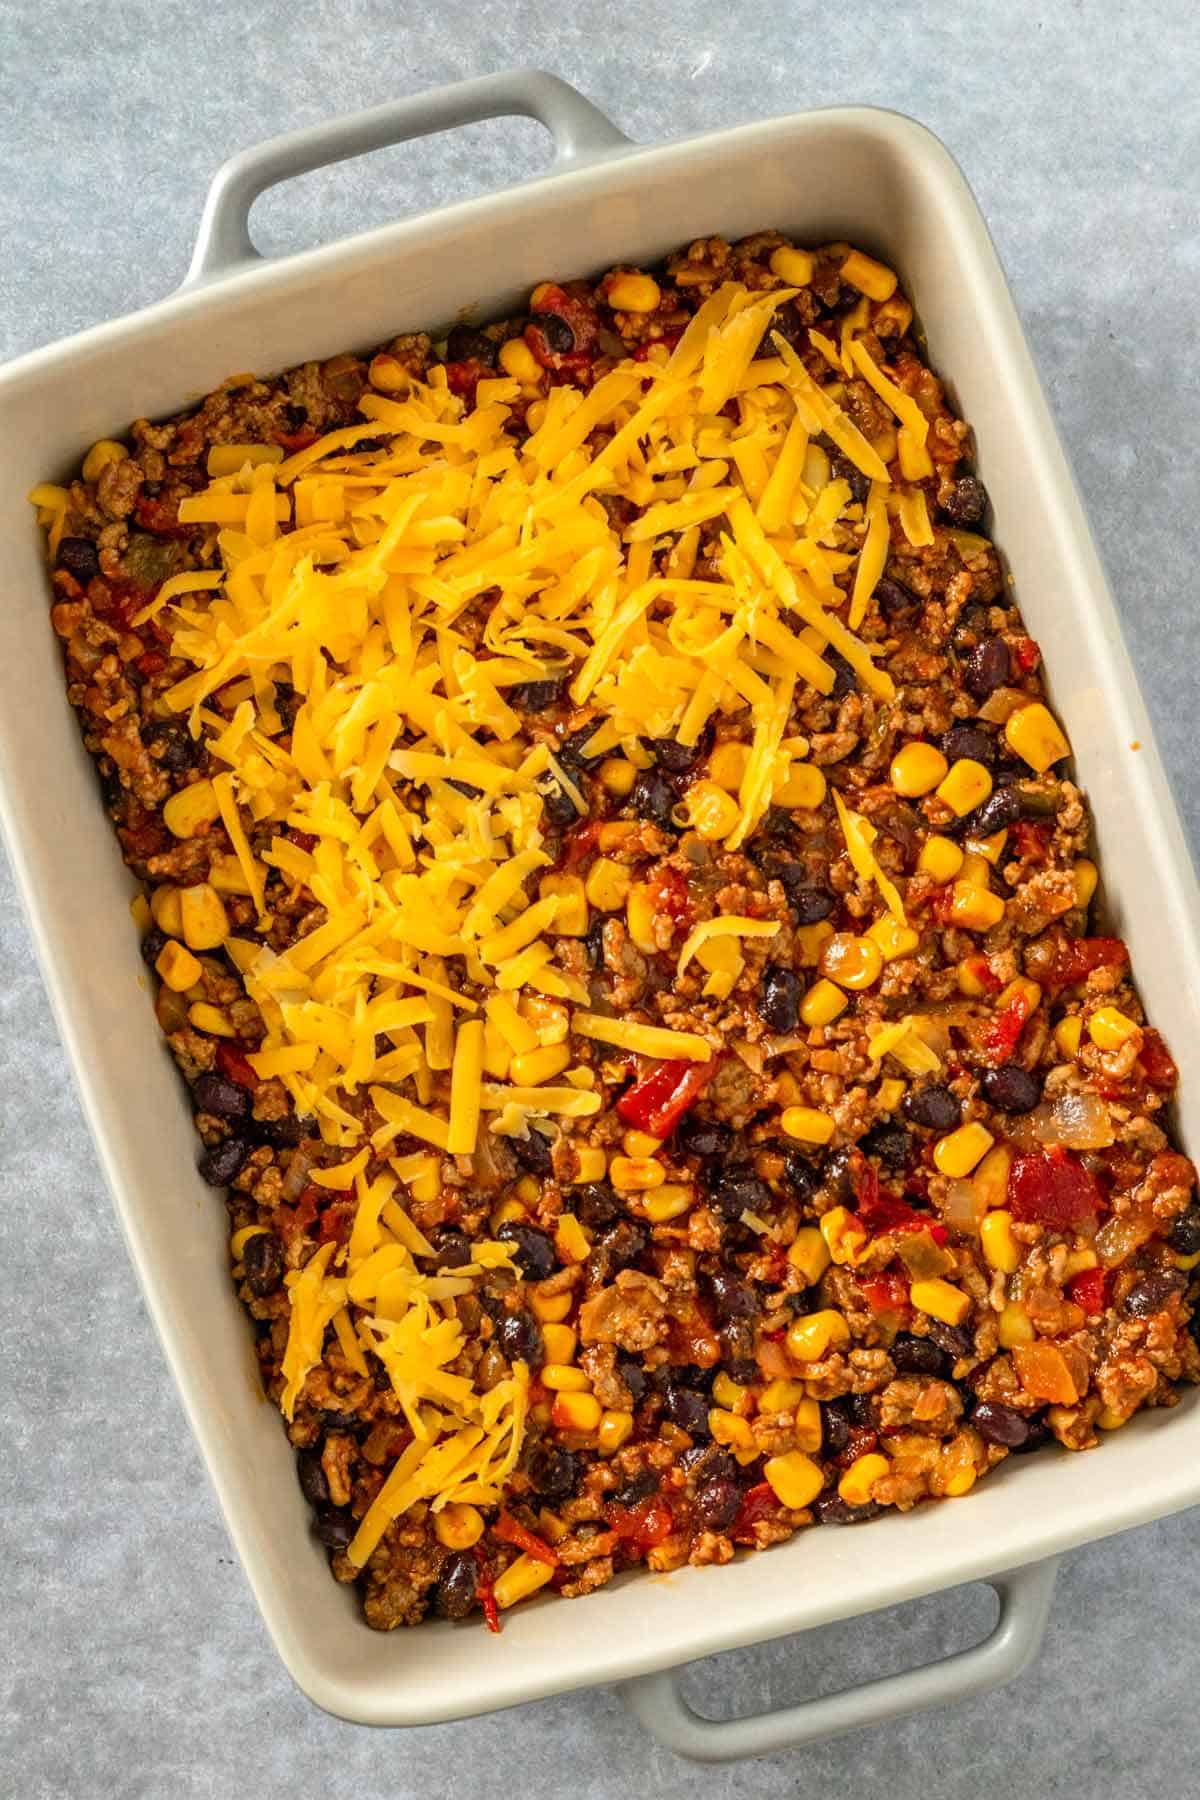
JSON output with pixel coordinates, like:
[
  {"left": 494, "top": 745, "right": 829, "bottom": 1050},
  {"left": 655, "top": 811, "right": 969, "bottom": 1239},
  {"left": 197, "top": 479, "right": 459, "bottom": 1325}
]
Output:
[
  {"left": 135, "top": 650, "right": 167, "bottom": 678},
  {"left": 1008, "top": 1146, "right": 1104, "bottom": 1231},
  {"left": 1011, "top": 820, "right": 1052, "bottom": 861},
  {"left": 855, "top": 1160, "right": 928, "bottom": 1236},
  {"left": 473, "top": 1551, "right": 501, "bottom": 1633},
  {"left": 287, "top": 827, "right": 318, "bottom": 853},
  {"left": 1042, "top": 936, "right": 1129, "bottom": 992},
  {"left": 493, "top": 1510, "right": 559, "bottom": 1567},
  {"left": 216, "top": 1040, "right": 260, "bottom": 1090},
  {"left": 929, "top": 1223, "right": 949, "bottom": 1246},
  {"left": 1066, "top": 1266, "right": 1108, "bottom": 1316},
  {"left": 560, "top": 820, "right": 603, "bottom": 871},
  {"left": 617, "top": 1056, "right": 718, "bottom": 1138},
  {"left": 859, "top": 1270, "right": 911, "bottom": 1315},
  {"left": 524, "top": 284, "right": 598, "bottom": 372},
  {"left": 443, "top": 357, "right": 489, "bottom": 400},
  {"left": 832, "top": 1425, "right": 879, "bottom": 1469},
  {"left": 982, "top": 987, "right": 1038, "bottom": 1065},
  {"left": 1139, "top": 1028, "right": 1179, "bottom": 1091},
  {"left": 607, "top": 1495, "right": 674, "bottom": 1555},
  {"left": 731, "top": 1482, "right": 779, "bottom": 1540},
  {"left": 133, "top": 495, "right": 191, "bottom": 538},
  {"left": 963, "top": 953, "right": 1004, "bottom": 993},
  {"left": 276, "top": 428, "right": 320, "bottom": 454},
  {"left": 293, "top": 1185, "right": 323, "bottom": 1233},
  {"left": 318, "top": 1204, "right": 351, "bottom": 1246},
  {"left": 644, "top": 864, "right": 693, "bottom": 934},
  {"left": 1013, "top": 636, "right": 1040, "bottom": 673}
]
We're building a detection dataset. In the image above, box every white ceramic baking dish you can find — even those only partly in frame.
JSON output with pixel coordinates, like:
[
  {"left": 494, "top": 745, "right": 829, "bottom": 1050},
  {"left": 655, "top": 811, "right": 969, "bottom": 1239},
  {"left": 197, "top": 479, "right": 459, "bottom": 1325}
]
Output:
[{"left": 3, "top": 69, "right": 1198, "bottom": 1763}]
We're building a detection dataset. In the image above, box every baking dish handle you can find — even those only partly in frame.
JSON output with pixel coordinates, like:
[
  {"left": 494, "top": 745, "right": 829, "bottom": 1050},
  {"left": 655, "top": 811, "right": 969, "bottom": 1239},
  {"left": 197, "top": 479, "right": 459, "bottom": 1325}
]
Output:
[
  {"left": 619, "top": 1556, "right": 1059, "bottom": 1764},
  {"left": 184, "top": 69, "right": 632, "bottom": 287}
]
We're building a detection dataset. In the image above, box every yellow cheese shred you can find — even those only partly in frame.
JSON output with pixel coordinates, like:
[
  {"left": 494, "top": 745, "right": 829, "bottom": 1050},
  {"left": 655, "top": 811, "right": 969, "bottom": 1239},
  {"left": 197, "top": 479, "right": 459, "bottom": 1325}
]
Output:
[{"left": 833, "top": 791, "right": 908, "bottom": 925}]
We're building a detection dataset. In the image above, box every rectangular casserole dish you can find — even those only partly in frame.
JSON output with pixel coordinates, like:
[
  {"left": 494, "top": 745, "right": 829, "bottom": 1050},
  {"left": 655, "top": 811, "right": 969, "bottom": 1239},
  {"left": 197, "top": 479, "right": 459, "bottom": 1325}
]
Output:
[{"left": 3, "top": 69, "right": 1198, "bottom": 1758}]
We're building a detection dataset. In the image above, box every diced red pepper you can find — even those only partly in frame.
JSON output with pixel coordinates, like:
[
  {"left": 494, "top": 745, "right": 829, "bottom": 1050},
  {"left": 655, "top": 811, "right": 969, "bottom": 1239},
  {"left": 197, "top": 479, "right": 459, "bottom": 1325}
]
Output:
[
  {"left": 493, "top": 1510, "right": 559, "bottom": 1568},
  {"left": 859, "top": 1270, "right": 912, "bottom": 1315},
  {"left": 276, "top": 427, "right": 319, "bottom": 454},
  {"left": 1066, "top": 1266, "right": 1108, "bottom": 1316},
  {"left": 929, "top": 1222, "right": 949, "bottom": 1246},
  {"left": 1042, "top": 936, "right": 1129, "bottom": 993},
  {"left": 731, "top": 1482, "right": 779, "bottom": 1540},
  {"left": 443, "top": 357, "right": 489, "bottom": 400},
  {"left": 1139, "top": 1028, "right": 1179, "bottom": 1091},
  {"left": 607, "top": 1495, "right": 674, "bottom": 1554},
  {"left": 1008, "top": 1146, "right": 1104, "bottom": 1231},
  {"left": 1013, "top": 636, "right": 1040, "bottom": 673},
  {"left": 216, "top": 1040, "right": 260, "bottom": 1090},
  {"left": 473, "top": 1551, "right": 501, "bottom": 1633},
  {"left": 617, "top": 1056, "right": 718, "bottom": 1138},
  {"left": 982, "top": 986, "right": 1038, "bottom": 1065}
]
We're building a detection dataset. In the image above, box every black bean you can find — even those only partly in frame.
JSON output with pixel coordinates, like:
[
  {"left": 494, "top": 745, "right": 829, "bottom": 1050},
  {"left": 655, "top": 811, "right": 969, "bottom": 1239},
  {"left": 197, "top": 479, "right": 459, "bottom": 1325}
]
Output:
[
  {"left": 820, "top": 1403, "right": 851, "bottom": 1456},
  {"left": 890, "top": 1332, "right": 948, "bottom": 1377},
  {"left": 708, "top": 1166, "right": 772, "bottom": 1223},
  {"left": 495, "top": 1221, "right": 556, "bottom": 1281},
  {"left": 320, "top": 1409, "right": 360, "bottom": 1431},
  {"left": 541, "top": 777, "right": 581, "bottom": 828},
  {"left": 653, "top": 734, "right": 705, "bottom": 774},
  {"left": 631, "top": 768, "right": 677, "bottom": 830},
  {"left": 814, "top": 1494, "right": 883, "bottom": 1526},
  {"left": 526, "top": 1443, "right": 579, "bottom": 1502},
  {"left": 575, "top": 1180, "right": 621, "bottom": 1230},
  {"left": 430, "top": 1227, "right": 473, "bottom": 1268},
  {"left": 953, "top": 603, "right": 991, "bottom": 650},
  {"left": 676, "top": 1114, "right": 734, "bottom": 1159},
  {"left": 601, "top": 1219, "right": 648, "bottom": 1271},
  {"left": 584, "top": 914, "right": 606, "bottom": 968},
  {"left": 496, "top": 1308, "right": 544, "bottom": 1369},
  {"left": 508, "top": 678, "right": 564, "bottom": 713},
  {"left": 140, "top": 925, "right": 169, "bottom": 969},
  {"left": 927, "top": 1320, "right": 973, "bottom": 1360},
  {"left": 255, "top": 1112, "right": 311, "bottom": 1150},
  {"left": 192, "top": 1071, "right": 250, "bottom": 1120},
  {"left": 789, "top": 887, "right": 837, "bottom": 925},
  {"left": 558, "top": 721, "right": 606, "bottom": 771},
  {"left": 828, "top": 450, "right": 869, "bottom": 506},
  {"left": 663, "top": 1384, "right": 711, "bottom": 1438},
  {"left": 721, "top": 1347, "right": 760, "bottom": 1386},
  {"left": 821, "top": 1147, "right": 857, "bottom": 1203},
  {"left": 708, "top": 1270, "right": 760, "bottom": 1324},
  {"left": 861, "top": 1123, "right": 912, "bottom": 1171},
  {"left": 511, "top": 1129, "right": 554, "bottom": 1176},
  {"left": 963, "top": 637, "right": 1012, "bottom": 699},
  {"left": 144, "top": 719, "right": 197, "bottom": 771},
  {"left": 942, "top": 475, "right": 989, "bottom": 527},
  {"left": 981, "top": 1066, "right": 1041, "bottom": 1114},
  {"left": 875, "top": 575, "right": 920, "bottom": 619},
  {"left": 297, "top": 1448, "right": 330, "bottom": 1509},
  {"left": 972, "top": 1401, "right": 1031, "bottom": 1448},
  {"left": 1124, "top": 1270, "right": 1188, "bottom": 1318},
  {"left": 445, "top": 777, "right": 483, "bottom": 800},
  {"left": 695, "top": 1475, "right": 742, "bottom": 1531},
  {"left": 826, "top": 648, "right": 855, "bottom": 699},
  {"left": 312, "top": 1507, "right": 355, "bottom": 1551},
  {"left": 1009, "top": 1416, "right": 1051, "bottom": 1455},
  {"left": 529, "top": 312, "right": 575, "bottom": 354},
  {"left": 844, "top": 1393, "right": 878, "bottom": 1428},
  {"left": 55, "top": 535, "right": 101, "bottom": 582},
  {"left": 243, "top": 1231, "right": 284, "bottom": 1297},
  {"left": 903, "top": 1084, "right": 962, "bottom": 1133},
  {"left": 954, "top": 783, "right": 1022, "bottom": 840},
  {"left": 1168, "top": 1205, "right": 1200, "bottom": 1256},
  {"left": 612, "top": 1471, "right": 659, "bottom": 1509},
  {"left": 436, "top": 1550, "right": 479, "bottom": 1620},
  {"left": 941, "top": 724, "right": 996, "bottom": 768},
  {"left": 617, "top": 1356, "right": 648, "bottom": 1405},
  {"left": 759, "top": 964, "right": 803, "bottom": 1032},
  {"left": 197, "top": 1135, "right": 251, "bottom": 1187},
  {"left": 446, "top": 323, "right": 498, "bottom": 366},
  {"left": 780, "top": 1148, "right": 822, "bottom": 1205}
]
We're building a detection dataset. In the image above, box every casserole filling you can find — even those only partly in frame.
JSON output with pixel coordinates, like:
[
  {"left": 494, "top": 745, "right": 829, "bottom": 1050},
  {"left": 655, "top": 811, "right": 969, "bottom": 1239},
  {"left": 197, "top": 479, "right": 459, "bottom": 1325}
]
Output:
[{"left": 34, "top": 231, "right": 1200, "bottom": 1632}]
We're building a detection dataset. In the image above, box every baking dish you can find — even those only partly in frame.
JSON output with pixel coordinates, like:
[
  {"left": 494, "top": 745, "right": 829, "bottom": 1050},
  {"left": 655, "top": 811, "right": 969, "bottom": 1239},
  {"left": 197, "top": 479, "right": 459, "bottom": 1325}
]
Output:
[{"left": 3, "top": 69, "right": 1198, "bottom": 1762}]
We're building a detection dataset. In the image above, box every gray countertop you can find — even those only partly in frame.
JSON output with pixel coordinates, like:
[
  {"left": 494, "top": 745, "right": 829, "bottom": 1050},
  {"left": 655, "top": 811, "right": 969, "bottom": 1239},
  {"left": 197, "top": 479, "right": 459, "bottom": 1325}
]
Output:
[{"left": 3, "top": 3, "right": 1198, "bottom": 1794}]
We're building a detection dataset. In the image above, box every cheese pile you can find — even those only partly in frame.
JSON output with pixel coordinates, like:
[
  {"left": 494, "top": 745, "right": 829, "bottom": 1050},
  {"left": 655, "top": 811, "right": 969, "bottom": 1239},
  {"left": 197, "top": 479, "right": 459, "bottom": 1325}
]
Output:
[{"left": 153, "top": 281, "right": 930, "bottom": 1165}]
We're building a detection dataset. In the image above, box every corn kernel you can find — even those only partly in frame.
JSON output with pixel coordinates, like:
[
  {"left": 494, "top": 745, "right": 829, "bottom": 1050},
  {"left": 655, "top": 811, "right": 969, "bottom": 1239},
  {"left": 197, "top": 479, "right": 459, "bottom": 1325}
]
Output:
[
  {"left": 973, "top": 1143, "right": 1012, "bottom": 1211},
  {"left": 960, "top": 851, "right": 991, "bottom": 889},
  {"left": 208, "top": 854, "right": 256, "bottom": 896},
  {"left": 230, "top": 1224, "right": 269, "bottom": 1259},
  {"left": 541, "top": 1323, "right": 577, "bottom": 1364},
  {"left": 910, "top": 1277, "right": 971, "bottom": 1326},
  {"left": 1000, "top": 975, "right": 1042, "bottom": 1017},
  {"left": 796, "top": 920, "right": 835, "bottom": 968},
  {"left": 163, "top": 779, "right": 221, "bottom": 840},
  {"left": 773, "top": 762, "right": 827, "bottom": 809},
  {"left": 1088, "top": 1006, "right": 1139, "bottom": 1051},
  {"left": 761, "top": 1377, "right": 807, "bottom": 1412},
  {"left": 609, "top": 1155, "right": 665, "bottom": 1192},
  {"left": 944, "top": 1466, "right": 977, "bottom": 1497},
  {"left": 838, "top": 1452, "right": 890, "bottom": 1507},
  {"left": 866, "top": 915, "right": 920, "bottom": 962},
  {"left": 890, "top": 741, "right": 948, "bottom": 798},
  {"left": 948, "top": 883, "right": 1006, "bottom": 931},
  {"left": 596, "top": 1408, "right": 633, "bottom": 1455},
  {"left": 998, "top": 1300, "right": 1034, "bottom": 1347},
  {"left": 841, "top": 249, "right": 897, "bottom": 302},
  {"left": 623, "top": 1130, "right": 663, "bottom": 1158},
  {"left": 129, "top": 893, "right": 152, "bottom": 931},
  {"left": 607, "top": 271, "right": 662, "bottom": 312},
  {"left": 434, "top": 1503, "right": 484, "bottom": 1549},
  {"left": 820, "top": 1205, "right": 868, "bottom": 1266},
  {"left": 1005, "top": 702, "right": 1071, "bottom": 774},
  {"left": 541, "top": 1363, "right": 590, "bottom": 1392},
  {"left": 597, "top": 821, "right": 639, "bottom": 852},
  {"left": 1062, "top": 1247, "right": 1098, "bottom": 1279},
  {"left": 954, "top": 955, "right": 990, "bottom": 997},
  {"left": 1176, "top": 1248, "right": 1200, "bottom": 1273},
  {"left": 624, "top": 882, "right": 659, "bottom": 954},
  {"left": 709, "top": 741, "right": 750, "bottom": 791},
  {"left": 81, "top": 438, "right": 129, "bottom": 484},
  {"left": 684, "top": 779, "right": 740, "bottom": 841},
  {"left": 878, "top": 1078, "right": 906, "bottom": 1112},
  {"left": 554, "top": 1213, "right": 591, "bottom": 1265},
  {"left": 188, "top": 1002, "right": 235, "bottom": 1037},
  {"left": 491, "top": 1197, "right": 528, "bottom": 1229},
  {"left": 598, "top": 756, "right": 636, "bottom": 797},
  {"left": 1054, "top": 1015, "right": 1083, "bottom": 1058},
  {"left": 511, "top": 1043, "right": 572, "bottom": 1086},
  {"left": 819, "top": 933, "right": 883, "bottom": 991},
  {"left": 936, "top": 758, "right": 992, "bottom": 817},
  {"left": 150, "top": 884, "right": 184, "bottom": 937},
  {"left": 1072, "top": 859, "right": 1098, "bottom": 908},
  {"left": 786, "top": 1309, "right": 850, "bottom": 1363},
  {"left": 155, "top": 940, "right": 202, "bottom": 991},
  {"left": 763, "top": 1450, "right": 824, "bottom": 1510},
  {"left": 711, "top": 1372, "right": 747, "bottom": 1410},
  {"left": 781, "top": 1105, "right": 835, "bottom": 1145},
  {"left": 918, "top": 835, "right": 964, "bottom": 883},
  {"left": 514, "top": 1175, "right": 541, "bottom": 1207},
  {"left": 967, "top": 829, "right": 1009, "bottom": 867},
  {"left": 875, "top": 293, "right": 914, "bottom": 335},
  {"left": 178, "top": 882, "right": 230, "bottom": 952},
  {"left": 770, "top": 246, "right": 816, "bottom": 286},
  {"left": 494, "top": 1551, "right": 556, "bottom": 1609},
  {"left": 934, "top": 1122, "right": 994, "bottom": 1178},
  {"left": 787, "top": 1226, "right": 831, "bottom": 1285},
  {"left": 551, "top": 1390, "right": 602, "bottom": 1434},
  {"left": 643, "top": 1183, "right": 694, "bottom": 1223},
  {"left": 800, "top": 978, "right": 847, "bottom": 1027},
  {"left": 793, "top": 1397, "right": 823, "bottom": 1452},
  {"left": 539, "top": 872, "right": 588, "bottom": 936},
  {"left": 573, "top": 1146, "right": 607, "bottom": 1184},
  {"left": 1096, "top": 1405, "right": 1129, "bottom": 1432},
  {"left": 980, "top": 1209, "right": 1020, "bottom": 1274},
  {"left": 529, "top": 1287, "right": 573, "bottom": 1324},
  {"left": 498, "top": 338, "right": 542, "bottom": 385},
  {"left": 584, "top": 857, "right": 632, "bottom": 912},
  {"left": 367, "top": 352, "right": 413, "bottom": 393},
  {"left": 710, "top": 1408, "right": 756, "bottom": 1451}
]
